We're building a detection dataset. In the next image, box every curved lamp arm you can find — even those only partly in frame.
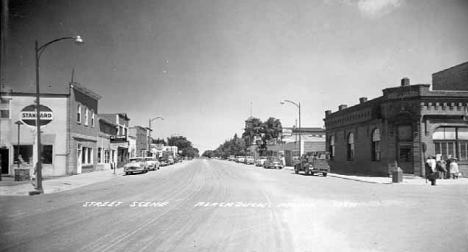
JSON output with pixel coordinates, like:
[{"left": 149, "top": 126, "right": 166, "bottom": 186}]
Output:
[{"left": 37, "top": 36, "right": 84, "bottom": 59}]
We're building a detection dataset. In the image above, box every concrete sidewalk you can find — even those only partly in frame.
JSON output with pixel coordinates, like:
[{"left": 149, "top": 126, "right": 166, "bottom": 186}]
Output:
[
  {"left": 283, "top": 166, "right": 468, "bottom": 185},
  {"left": 0, "top": 168, "right": 124, "bottom": 196}
]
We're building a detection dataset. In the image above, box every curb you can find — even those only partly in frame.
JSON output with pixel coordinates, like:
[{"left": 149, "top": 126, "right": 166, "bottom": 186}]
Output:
[{"left": 327, "top": 174, "right": 393, "bottom": 184}]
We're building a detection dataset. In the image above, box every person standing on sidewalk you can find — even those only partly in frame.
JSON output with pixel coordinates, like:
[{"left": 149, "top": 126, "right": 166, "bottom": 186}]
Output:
[
  {"left": 426, "top": 155, "right": 437, "bottom": 186},
  {"left": 450, "top": 158, "right": 459, "bottom": 179}
]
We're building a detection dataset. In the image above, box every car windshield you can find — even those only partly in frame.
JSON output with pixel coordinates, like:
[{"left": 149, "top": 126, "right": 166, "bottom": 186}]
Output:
[{"left": 130, "top": 158, "right": 144, "bottom": 162}]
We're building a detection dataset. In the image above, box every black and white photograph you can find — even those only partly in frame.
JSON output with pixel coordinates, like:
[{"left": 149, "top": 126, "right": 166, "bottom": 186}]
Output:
[{"left": 1, "top": 0, "right": 468, "bottom": 251}]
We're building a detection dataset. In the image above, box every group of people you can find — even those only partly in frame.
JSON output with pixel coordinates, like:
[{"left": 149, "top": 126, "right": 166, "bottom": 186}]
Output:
[{"left": 425, "top": 155, "right": 460, "bottom": 186}]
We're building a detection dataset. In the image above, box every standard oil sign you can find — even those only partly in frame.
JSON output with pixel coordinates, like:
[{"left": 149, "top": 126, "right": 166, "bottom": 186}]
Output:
[{"left": 20, "top": 104, "right": 54, "bottom": 127}]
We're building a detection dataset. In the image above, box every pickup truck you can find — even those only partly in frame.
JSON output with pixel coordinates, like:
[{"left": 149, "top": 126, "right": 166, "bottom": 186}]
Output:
[{"left": 294, "top": 152, "right": 330, "bottom": 176}]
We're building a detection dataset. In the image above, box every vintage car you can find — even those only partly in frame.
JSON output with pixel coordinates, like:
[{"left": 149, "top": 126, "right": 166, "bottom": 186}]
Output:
[
  {"left": 124, "top": 157, "right": 149, "bottom": 175},
  {"left": 244, "top": 156, "right": 255, "bottom": 165},
  {"left": 159, "top": 157, "right": 168, "bottom": 167},
  {"left": 263, "top": 156, "right": 284, "bottom": 169},
  {"left": 236, "top": 156, "right": 245, "bottom": 163},
  {"left": 294, "top": 152, "right": 330, "bottom": 176},
  {"left": 255, "top": 156, "right": 267, "bottom": 167},
  {"left": 144, "top": 157, "right": 160, "bottom": 171}
]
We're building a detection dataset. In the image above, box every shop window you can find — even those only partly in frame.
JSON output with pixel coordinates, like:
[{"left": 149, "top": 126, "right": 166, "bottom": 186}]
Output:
[
  {"left": 105, "top": 150, "right": 110, "bottom": 163},
  {"left": 77, "top": 104, "right": 82, "bottom": 123},
  {"left": 372, "top": 128, "right": 381, "bottom": 161},
  {"left": 347, "top": 133, "right": 354, "bottom": 161},
  {"left": 329, "top": 135, "right": 335, "bottom": 160},
  {"left": 433, "top": 127, "right": 468, "bottom": 161},
  {"left": 13, "top": 145, "right": 33, "bottom": 164},
  {"left": 42, "top": 145, "right": 53, "bottom": 164}
]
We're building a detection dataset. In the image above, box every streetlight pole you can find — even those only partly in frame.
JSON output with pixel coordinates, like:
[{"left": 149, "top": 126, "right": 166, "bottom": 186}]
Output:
[
  {"left": 15, "top": 121, "right": 23, "bottom": 168},
  {"left": 148, "top": 116, "right": 164, "bottom": 156},
  {"left": 281, "top": 99, "right": 302, "bottom": 157},
  {"left": 33, "top": 36, "right": 83, "bottom": 194}
]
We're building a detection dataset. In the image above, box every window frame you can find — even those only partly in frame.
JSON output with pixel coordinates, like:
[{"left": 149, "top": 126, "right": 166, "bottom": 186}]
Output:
[{"left": 77, "top": 104, "right": 82, "bottom": 123}]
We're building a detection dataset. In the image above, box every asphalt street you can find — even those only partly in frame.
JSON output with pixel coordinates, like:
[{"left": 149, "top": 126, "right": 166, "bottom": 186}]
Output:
[{"left": 1, "top": 159, "right": 467, "bottom": 252}]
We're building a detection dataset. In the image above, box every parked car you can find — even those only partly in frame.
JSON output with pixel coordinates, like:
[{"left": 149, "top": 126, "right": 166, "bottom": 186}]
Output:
[
  {"left": 229, "top": 155, "right": 236, "bottom": 161},
  {"left": 263, "top": 156, "right": 284, "bottom": 169},
  {"left": 294, "top": 152, "right": 330, "bottom": 176},
  {"left": 236, "top": 156, "right": 245, "bottom": 163},
  {"left": 244, "top": 156, "right": 255, "bottom": 165},
  {"left": 167, "top": 156, "right": 175, "bottom": 165},
  {"left": 159, "top": 157, "right": 168, "bottom": 167},
  {"left": 124, "top": 157, "right": 149, "bottom": 175},
  {"left": 144, "top": 156, "right": 160, "bottom": 171},
  {"left": 255, "top": 156, "right": 267, "bottom": 167}
]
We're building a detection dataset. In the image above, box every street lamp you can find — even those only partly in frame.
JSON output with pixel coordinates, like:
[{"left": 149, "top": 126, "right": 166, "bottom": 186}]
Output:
[
  {"left": 148, "top": 116, "right": 164, "bottom": 155},
  {"left": 15, "top": 121, "right": 23, "bottom": 168},
  {"left": 281, "top": 99, "right": 301, "bottom": 157},
  {"left": 34, "top": 36, "right": 84, "bottom": 194}
]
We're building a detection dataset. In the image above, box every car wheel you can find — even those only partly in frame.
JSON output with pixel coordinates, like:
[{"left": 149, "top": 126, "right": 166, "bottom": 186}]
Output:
[
  {"left": 323, "top": 173, "right": 327, "bottom": 177},
  {"left": 294, "top": 167, "right": 298, "bottom": 174},
  {"left": 125, "top": 172, "right": 129, "bottom": 175}
]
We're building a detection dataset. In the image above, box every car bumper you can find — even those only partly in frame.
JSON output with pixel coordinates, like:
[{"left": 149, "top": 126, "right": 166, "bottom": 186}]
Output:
[{"left": 124, "top": 167, "right": 146, "bottom": 173}]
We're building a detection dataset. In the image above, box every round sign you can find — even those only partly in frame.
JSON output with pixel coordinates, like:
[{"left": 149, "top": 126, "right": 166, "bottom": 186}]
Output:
[{"left": 20, "top": 104, "right": 54, "bottom": 127}]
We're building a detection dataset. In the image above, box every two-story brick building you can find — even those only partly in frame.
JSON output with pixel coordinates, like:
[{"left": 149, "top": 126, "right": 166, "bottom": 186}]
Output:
[
  {"left": 324, "top": 62, "right": 468, "bottom": 178},
  {"left": 129, "top": 125, "right": 150, "bottom": 157},
  {"left": 98, "top": 113, "right": 130, "bottom": 168},
  {"left": 0, "top": 82, "right": 102, "bottom": 176}
]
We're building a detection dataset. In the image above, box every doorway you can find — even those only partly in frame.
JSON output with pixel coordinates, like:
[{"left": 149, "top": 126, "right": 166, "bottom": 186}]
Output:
[{"left": 1, "top": 148, "right": 9, "bottom": 174}]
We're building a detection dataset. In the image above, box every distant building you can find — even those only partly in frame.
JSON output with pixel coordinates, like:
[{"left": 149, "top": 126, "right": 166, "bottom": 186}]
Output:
[
  {"left": 268, "top": 127, "right": 326, "bottom": 166},
  {"left": 129, "top": 125, "right": 150, "bottom": 157},
  {"left": 98, "top": 113, "right": 130, "bottom": 168},
  {"left": 324, "top": 73, "right": 468, "bottom": 177},
  {"left": 432, "top": 61, "right": 468, "bottom": 91}
]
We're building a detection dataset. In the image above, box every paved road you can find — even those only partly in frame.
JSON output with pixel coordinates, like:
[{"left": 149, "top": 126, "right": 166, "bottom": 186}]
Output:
[{"left": 1, "top": 159, "right": 467, "bottom": 252}]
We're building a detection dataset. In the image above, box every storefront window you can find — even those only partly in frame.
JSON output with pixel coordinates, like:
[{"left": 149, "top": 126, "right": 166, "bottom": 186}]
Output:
[
  {"left": 13, "top": 145, "right": 33, "bottom": 164},
  {"left": 42, "top": 145, "right": 53, "bottom": 164},
  {"left": 433, "top": 127, "right": 468, "bottom": 161}
]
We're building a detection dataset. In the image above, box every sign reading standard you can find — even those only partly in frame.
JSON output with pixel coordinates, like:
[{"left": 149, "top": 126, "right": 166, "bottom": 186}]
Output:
[{"left": 20, "top": 104, "right": 54, "bottom": 127}]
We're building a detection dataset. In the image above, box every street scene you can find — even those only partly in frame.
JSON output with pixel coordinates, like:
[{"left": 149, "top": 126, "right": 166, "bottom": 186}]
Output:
[
  {"left": 1, "top": 159, "right": 467, "bottom": 252},
  {"left": 1, "top": 0, "right": 468, "bottom": 251}
]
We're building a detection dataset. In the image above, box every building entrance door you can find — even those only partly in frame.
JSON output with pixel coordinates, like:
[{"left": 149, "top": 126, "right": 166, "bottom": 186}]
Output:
[
  {"left": 397, "top": 142, "right": 414, "bottom": 174},
  {"left": 0, "top": 149, "right": 9, "bottom": 174}
]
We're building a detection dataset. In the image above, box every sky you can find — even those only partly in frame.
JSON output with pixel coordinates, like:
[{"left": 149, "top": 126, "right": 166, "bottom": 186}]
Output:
[{"left": 2, "top": 0, "right": 468, "bottom": 153}]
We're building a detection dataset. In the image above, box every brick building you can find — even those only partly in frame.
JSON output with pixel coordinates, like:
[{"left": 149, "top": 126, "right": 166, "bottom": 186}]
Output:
[
  {"left": 98, "top": 113, "right": 130, "bottom": 168},
  {"left": 129, "top": 125, "right": 150, "bottom": 157},
  {"left": 432, "top": 61, "right": 468, "bottom": 91},
  {"left": 324, "top": 73, "right": 468, "bottom": 178},
  {"left": 0, "top": 82, "right": 102, "bottom": 176}
]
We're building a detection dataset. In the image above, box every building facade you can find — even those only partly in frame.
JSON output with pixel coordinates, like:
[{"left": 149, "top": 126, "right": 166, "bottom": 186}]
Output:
[
  {"left": 96, "top": 116, "right": 119, "bottom": 170},
  {"left": 98, "top": 113, "right": 130, "bottom": 168},
  {"left": 324, "top": 76, "right": 468, "bottom": 178},
  {"left": 129, "top": 125, "right": 150, "bottom": 157},
  {"left": 0, "top": 82, "right": 102, "bottom": 176}
]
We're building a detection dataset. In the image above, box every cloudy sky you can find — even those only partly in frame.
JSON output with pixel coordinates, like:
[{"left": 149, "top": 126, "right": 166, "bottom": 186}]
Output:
[{"left": 3, "top": 0, "right": 468, "bottom": 153}]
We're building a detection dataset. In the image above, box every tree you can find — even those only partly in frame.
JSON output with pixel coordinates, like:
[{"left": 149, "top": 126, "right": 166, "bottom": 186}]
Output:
[
  {"left": 241, "top": 117, "right": 282, "bottom": 156},
  {"left": 166, "top": 135, "right": 199, "bottom": 158}
]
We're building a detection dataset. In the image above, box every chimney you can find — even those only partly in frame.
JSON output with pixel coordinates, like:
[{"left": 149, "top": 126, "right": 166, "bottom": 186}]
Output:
[
  {"left": 325, "top": 110, "right": 332, "bottom": 116},
  {"left": 359, "top": 97, "right": 368, "bottom": 104},
  {"left": 338, "top": 105, "right": 347, "bottom": 111},
  {"left": 401, "top": 77, "right": 410, "bottom": 87}
]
